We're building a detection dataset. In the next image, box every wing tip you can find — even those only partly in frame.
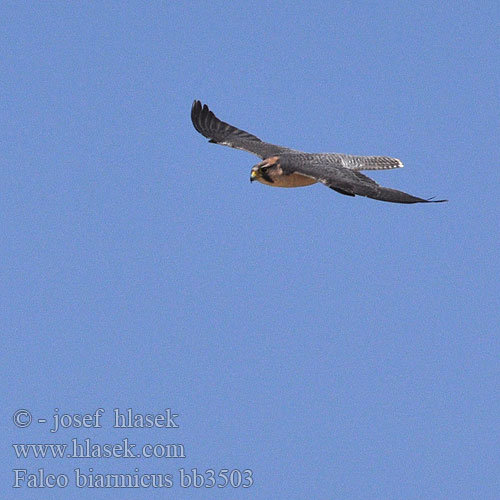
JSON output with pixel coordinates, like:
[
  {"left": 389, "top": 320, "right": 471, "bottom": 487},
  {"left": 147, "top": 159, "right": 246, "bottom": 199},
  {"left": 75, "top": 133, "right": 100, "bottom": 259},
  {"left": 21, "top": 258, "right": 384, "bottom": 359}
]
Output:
[
  {"left": 191, "top": 99, "right": 202, "bottom": 114},
  {"left": 191, "top": 99, "right": 213, "bottom": 137},
  {"left": 426, "top": 197, "right": 448, "bottom": 203},
  {"left": 191, "top": 99, "right": 201, "bottom": 127},
  {"left": 191, "top": 99, "right": 205, "bottom": 115},
  {"left": 405, "top": 195, "right": 448, "bottom": 204}
]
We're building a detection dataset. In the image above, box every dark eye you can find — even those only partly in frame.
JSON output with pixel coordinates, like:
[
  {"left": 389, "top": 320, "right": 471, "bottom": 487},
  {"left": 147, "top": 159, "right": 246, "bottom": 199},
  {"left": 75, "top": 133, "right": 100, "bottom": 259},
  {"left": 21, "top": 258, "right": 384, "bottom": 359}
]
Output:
[{"left": 261, "top": 166, "right": 269, "bottom": 173}]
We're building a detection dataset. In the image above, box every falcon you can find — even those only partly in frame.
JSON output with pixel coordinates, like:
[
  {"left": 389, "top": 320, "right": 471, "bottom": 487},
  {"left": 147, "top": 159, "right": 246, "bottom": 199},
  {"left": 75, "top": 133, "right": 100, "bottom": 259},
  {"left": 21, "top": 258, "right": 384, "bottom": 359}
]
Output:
[{"left": 191, "top": 100, "right": 446, "bottom": 204}]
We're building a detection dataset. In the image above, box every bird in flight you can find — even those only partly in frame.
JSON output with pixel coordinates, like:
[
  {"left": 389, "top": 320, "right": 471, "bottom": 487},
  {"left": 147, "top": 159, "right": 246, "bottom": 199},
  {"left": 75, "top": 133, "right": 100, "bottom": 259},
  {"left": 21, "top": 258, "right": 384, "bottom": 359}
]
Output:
[{"left": 191, "top": 100, "right": 446, "bottom": 204}]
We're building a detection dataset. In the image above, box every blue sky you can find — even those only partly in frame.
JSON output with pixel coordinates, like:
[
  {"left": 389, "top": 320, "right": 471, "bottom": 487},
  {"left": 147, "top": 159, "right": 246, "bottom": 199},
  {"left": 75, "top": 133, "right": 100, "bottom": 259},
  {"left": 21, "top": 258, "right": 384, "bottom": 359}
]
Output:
[{"left": 2, "top": 1, "right": 499, "bottom": 498}]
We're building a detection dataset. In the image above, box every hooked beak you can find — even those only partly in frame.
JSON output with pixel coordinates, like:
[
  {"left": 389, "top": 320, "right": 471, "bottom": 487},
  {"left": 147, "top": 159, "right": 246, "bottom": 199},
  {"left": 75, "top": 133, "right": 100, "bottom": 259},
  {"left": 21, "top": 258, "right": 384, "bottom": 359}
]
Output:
[{"left": 250, "top": 169, "right": 258, "bottom": 183}]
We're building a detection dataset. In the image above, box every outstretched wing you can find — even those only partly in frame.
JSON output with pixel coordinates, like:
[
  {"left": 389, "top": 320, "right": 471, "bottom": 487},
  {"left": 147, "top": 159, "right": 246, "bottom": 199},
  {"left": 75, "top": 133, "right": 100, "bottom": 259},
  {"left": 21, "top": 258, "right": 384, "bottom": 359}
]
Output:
[
  {"left": 191, "top": 100, "right": 297, "bottom": 159},
  {"left": 280, "top": 157, "right": 447, "bottom": 204}
]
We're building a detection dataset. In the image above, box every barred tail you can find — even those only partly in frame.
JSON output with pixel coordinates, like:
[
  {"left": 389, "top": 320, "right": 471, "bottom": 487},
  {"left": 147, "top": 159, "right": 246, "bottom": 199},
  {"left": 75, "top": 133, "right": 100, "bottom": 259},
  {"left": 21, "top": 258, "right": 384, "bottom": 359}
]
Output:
[{"left": 348, "top": 155, "right": 404, "bottom": 171}]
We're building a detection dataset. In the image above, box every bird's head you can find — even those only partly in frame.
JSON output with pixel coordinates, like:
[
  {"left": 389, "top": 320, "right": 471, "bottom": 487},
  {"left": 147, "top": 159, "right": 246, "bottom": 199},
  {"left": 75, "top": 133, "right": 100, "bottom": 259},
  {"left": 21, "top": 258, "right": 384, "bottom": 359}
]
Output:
[{"left": 250, "top": 156, "right": 281, "bottom": 185}]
